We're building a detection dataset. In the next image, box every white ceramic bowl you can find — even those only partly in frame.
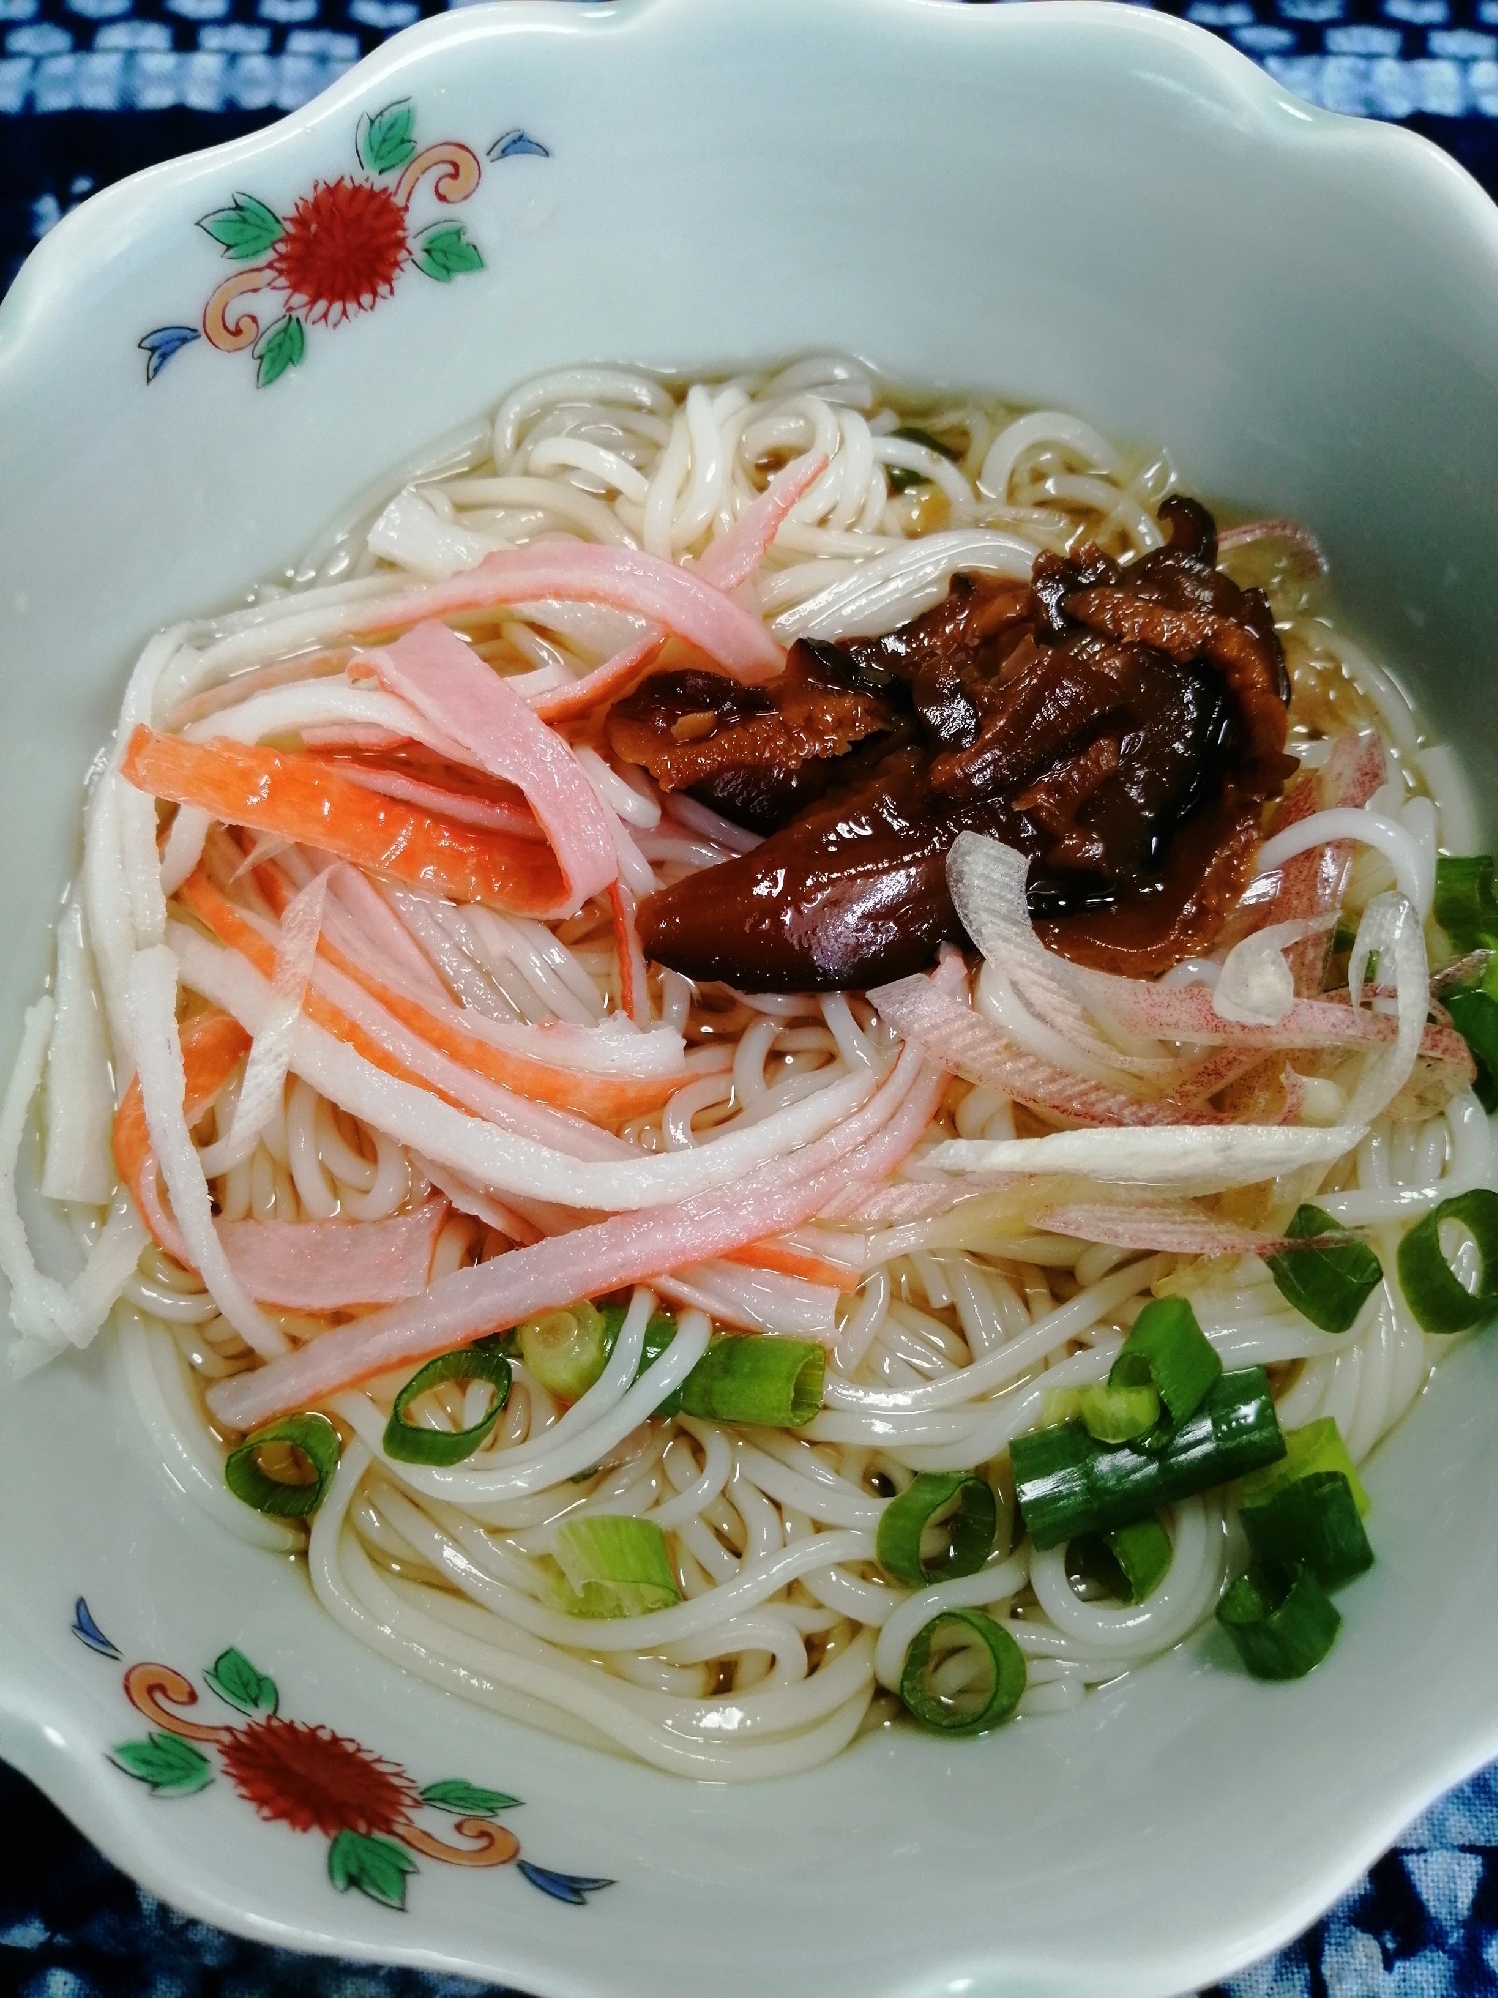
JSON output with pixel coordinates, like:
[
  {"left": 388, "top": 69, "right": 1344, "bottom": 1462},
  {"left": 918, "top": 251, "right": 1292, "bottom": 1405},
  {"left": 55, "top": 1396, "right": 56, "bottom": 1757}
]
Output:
[{"left": 3, "top": 3, "right": 1498, "bottom": 1993}]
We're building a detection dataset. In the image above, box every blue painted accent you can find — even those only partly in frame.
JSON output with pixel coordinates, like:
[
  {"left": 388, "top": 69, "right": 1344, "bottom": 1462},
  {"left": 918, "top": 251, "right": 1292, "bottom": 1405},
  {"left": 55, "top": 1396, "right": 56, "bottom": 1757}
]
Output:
[
  {"left": 138, "top": 325, "right": 200, "bottom": 381},
  {"left": 70, "top": 1597, "right": 120, "bottom": 1658},
  {"left": 488, "top": 126, "right": 548, "bottom": 159},
  {"left": 516, "top": 1861, "right": 614, "bottom": 1905}
]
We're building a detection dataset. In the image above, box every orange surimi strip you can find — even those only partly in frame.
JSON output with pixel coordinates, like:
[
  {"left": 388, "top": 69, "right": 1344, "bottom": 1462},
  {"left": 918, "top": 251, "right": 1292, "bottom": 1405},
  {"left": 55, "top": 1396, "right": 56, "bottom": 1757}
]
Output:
[
  {"left": 251, "top": 865, "right": 681, "bottom": 1121},
  {"left": 113, "top": 1008, "right": 251, "bottom": 1251},
  {"left": 123, "top": 726, "right": 569, "bottom": 914},
  {"left": 180, "top": 871, "right": 469, "bottom": 1109},
  {"left": 721, "top": 1240, "right": 863, "bottom": 1291},
  {"left": 194, "top": 868, "right": 683, "bottom": 1125}
]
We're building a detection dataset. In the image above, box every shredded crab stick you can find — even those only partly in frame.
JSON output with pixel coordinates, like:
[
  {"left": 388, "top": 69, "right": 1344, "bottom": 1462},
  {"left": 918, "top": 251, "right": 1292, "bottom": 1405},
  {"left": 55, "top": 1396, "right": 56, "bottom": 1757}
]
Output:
[
  {"left": 350, "top": 541, "right": 785, "bottom": 680},
  {"left": 520, "top": 451, "right": 828, "bottom": 725},
  {"left": 123, "top": 727, "right": 573, "bottom": 916},
  {"left": 248, "top": 867, "right": 687, "bottom": 1121},
  {"left": 112, "top": 1009, "right": 450, "bottom": 1307},
  {"left": 113, "top": 1008, "right": 250, "bottom": 1257},
  {"left": 609, "top": 880, "right": 649, "bottom": 1027},
  {"left": 169, "top": 918, "right": 889, "bottom": 1212},
  {"left": 357, "top": 620, "right": 616, "bottom": 918},
  {"left": 206, "top": 1038, "right": 945, "bottom": 1431},
  {"left": 315, "top": 760, "right": 546, "bottom": 840},
  {"left": 181, "top": 870, "right": 636, "bottom": 1154},
  {"left": 216, "top": 1199, "right": 448, "bottom": 1310}
]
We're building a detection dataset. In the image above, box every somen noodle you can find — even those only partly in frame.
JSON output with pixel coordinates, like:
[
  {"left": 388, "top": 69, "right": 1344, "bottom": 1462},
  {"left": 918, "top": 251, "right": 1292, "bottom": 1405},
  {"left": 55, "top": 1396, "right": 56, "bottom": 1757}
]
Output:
[{"left": 3, "top": 355, "right": 1495, "bottom": 1779}]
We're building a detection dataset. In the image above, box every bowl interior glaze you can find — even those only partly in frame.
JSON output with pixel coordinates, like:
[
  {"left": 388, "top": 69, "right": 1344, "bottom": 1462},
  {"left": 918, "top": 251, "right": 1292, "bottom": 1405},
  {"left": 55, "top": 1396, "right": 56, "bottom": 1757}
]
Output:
[{"left": 2, "top": 4, "right": 1498, "bottom": 1994}]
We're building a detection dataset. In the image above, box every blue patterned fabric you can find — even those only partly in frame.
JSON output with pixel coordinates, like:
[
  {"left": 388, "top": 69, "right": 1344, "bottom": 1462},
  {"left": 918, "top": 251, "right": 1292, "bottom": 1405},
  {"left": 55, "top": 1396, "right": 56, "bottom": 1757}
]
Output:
[{"left": 0, "top": 0, "right": 1494, "bottom": 1988}]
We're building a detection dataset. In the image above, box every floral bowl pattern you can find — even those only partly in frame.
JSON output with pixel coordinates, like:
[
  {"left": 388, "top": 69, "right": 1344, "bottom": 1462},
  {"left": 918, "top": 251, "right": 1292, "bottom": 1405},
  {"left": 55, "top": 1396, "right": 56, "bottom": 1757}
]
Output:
[{"left": 2, "top": 2, "right": 1498, "bottom": 1995}]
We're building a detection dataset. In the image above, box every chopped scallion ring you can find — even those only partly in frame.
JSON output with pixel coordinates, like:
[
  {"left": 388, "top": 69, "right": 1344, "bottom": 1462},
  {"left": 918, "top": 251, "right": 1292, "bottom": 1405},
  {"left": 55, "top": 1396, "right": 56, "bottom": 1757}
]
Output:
[
  {"left": 1397, "top": 1188, "right": 1498, "bottom": 1334},
  {"left": 1075, "top": 1514, "right": 1173, "bottom": 1604},
  {"left": 1443, "top": 989, "right": 1498, "bottom": 1114},
  {"left": 899, "top": 1608, "right": 1027, "bottom": 1735},
  {"left": 518, "top": 1301, "right": 610, "bottom": 1403},
  {"left": 1433, "top": 853, "right": 1498, "bottom": 953},
  {"left": 1265, "top": 1205, "right": 1382, "bottom": 1334},
  {"left": 1240, "top": 1471, "right": 1373, "bottom": 1591},
  {"left": 676, "top": 1336, "right": 825, "bottom": 1428},
  {"left": 1078, "top": 1381, "right": 1161, "bottom": 1445},
  {"left": 225, "top": 1411, "right": 341, "bottom": 1518},
  {"left": 1108, "top": 1295, "right": 1222, "bottom": 1433},
  {"left": 1237, "top": 1416, "right": 1368, "bottom": 1516},
  {"left": 876, "top": 1471, "right": 997, "bottom": 1586},
  {"left": 383, "top": 1342, "right": 512, "bottom": 1466},
  {"left": 1216, "top": 1562, "right": 1341, "bottom": 1680},
  {"left": 552, "top": 1516, "right": 682, "bottom": 1619}
]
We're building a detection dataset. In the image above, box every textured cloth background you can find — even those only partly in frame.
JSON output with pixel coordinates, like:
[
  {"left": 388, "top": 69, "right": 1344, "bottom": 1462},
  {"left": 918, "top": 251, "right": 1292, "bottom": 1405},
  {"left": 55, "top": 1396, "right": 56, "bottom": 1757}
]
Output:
[{"left": 1, "top": 0, "right": 1495, "bottom": 1988}]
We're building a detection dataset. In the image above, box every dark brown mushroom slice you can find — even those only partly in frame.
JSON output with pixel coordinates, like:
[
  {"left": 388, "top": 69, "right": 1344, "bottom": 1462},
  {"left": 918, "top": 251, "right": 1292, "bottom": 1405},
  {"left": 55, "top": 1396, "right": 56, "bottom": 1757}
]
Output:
[
  {"left": 636, "top": 750, "right": 1022, "bottom": 993},
  {"left": 606, "top": 645, "right": 904, "bottom": 834},
  {"left": 635, "top": 497, "right": 1297, "bottom": 992}
]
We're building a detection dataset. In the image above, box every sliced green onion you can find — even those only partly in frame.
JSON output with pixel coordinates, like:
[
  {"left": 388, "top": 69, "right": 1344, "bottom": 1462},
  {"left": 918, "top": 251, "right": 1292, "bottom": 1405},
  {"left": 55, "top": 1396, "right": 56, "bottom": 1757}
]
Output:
[
  {"left": 518, "top": 1300, "right": 610, "bottom": 1402},
  {"left": 876, "top": 1472, "right": 997, "bottom": 1586},
  {"left": 1077, "top": 1381, "right": 1161, "bottom": 1444},
  {"left": 886, "top": 424, "right": 963, "bottom": 491},
  {"left": 1075, "top": 1515, "right": 1173, "bottom": 1605},
  {"left": 1216, "top": 1562, "right": 1341, "bottom": 1680},
  {"left": 1040, "top": 1387, "right": 1082, "bottom": 1426},
  {"left": 1443, "top": 989, "right": 1498, "bottom": 1113},
  {"left": 1011, "top": 1367, "right": 1286, "bottom": 1551},
  {"left": 1237, "top": 1415, "right": 1369, "bottom": 1516},
  {"left": 552, "top": 1515, "right": 682, "bottom": 1618},
  {"left": 1265, "top": 1204, "right": 1383, "bottom": 1334},
  {"left": 898, "top": 1608, "right": 1026, "bottom": 1735},
  {"left": 225, "top": 1411, "right": 341, "bottom": 1517},
  {"left": 1240, "top": 1471, "right": 1374, "bottom": 1591},
  {"left": 383, "top": 1341, "right": 512, "bottom": 1466},
  {"left": 1108, "top": 1296, "right": 1222, "bottom": 1429},
  {"left": 1434, "top": 854, "right": 1498, "bottom": 952},
  {"left": 676, "top": 1336, "right": 825, "bottom": 1428},
  {"left": 1397, "top": 1187, "right": 1498, "bottom": 1333}
]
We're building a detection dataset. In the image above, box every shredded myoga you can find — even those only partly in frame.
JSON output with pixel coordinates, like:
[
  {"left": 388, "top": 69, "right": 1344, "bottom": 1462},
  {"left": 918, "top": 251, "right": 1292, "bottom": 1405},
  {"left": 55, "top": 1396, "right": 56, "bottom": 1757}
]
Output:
[{"left": 4, "top": 355, "right": 1497, "bottom": 1779}]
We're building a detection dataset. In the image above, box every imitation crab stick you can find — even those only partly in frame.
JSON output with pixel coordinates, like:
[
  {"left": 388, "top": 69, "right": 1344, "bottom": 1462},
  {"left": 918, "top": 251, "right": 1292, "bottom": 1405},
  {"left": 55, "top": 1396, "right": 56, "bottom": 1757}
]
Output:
[
  {"left": 205, "top": 1040, "right": 943, "bottom": 1431},
  {"left": 181, "top": 872, "right": 635, "bottom": 1156},
  {"left": 122, "top": 726, "right": 572, "bottom": 916},
  {"left": 359, "top": 621, "right": 617, "bottom": 917},
  {"left": 352, "top": 540, "right": 785, "bottom": 680},
  {"left": 249, "top": 868, "right": 686, "bottom": 1123},
  {"left": 114, "top": 1007, "right": 250, "bottom": 1253},
  {"left": 521, "top": 452, "right": 829, "bottom": 725},
  {"left": 721, "top": 1240, "right": 863, "bottom": 1292}
]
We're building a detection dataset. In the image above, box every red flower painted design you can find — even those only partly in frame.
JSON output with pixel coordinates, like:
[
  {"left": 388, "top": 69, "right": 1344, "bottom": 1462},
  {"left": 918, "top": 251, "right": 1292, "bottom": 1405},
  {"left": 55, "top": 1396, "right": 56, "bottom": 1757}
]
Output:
[
  {"left": 97, "top": 1642, "right": 612, "bottom": 1912},
  {"left": 138, "top": 103, "right": 552, "bottom": 389},
  {"left": 266, "top": 178, "right": 410, "bottom": 327},
  {"left": 219, "top": 1714, "right": 421, "bottom": 1837}
]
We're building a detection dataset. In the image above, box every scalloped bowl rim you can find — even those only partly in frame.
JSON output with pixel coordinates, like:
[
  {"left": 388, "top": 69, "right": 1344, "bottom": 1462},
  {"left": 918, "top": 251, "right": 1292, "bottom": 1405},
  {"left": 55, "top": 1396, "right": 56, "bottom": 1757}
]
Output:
[{"left": 1, "top": 4, "right": 1497, "bottom": 1995}]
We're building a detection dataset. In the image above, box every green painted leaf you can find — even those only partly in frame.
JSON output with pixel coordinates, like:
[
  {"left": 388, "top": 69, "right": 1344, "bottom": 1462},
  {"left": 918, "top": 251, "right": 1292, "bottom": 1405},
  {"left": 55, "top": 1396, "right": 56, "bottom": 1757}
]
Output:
[
  {"left": 419, "top": 1778, "right": 520, "bottom": 1817},
  {"left": 328, "top": 1829, "right": 418, "bottom": 1909},
  {"left": 358, "top": 99, "right": 417, "bottom": 175},
  {"left": 198, "top": 193, "right": 284, "bottom": 262},
  {"left": 111, "top": 1733, "right": 214, "bottom": 1797},
  {"left": 253, "top": 314, "right": 306, "bottom": 389},
  {"left": 412, "top": 224, "right": 484, "bottom": 283},
  {"left": 204, "top": 1647, "right": 278, "bottom": 1717}
]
